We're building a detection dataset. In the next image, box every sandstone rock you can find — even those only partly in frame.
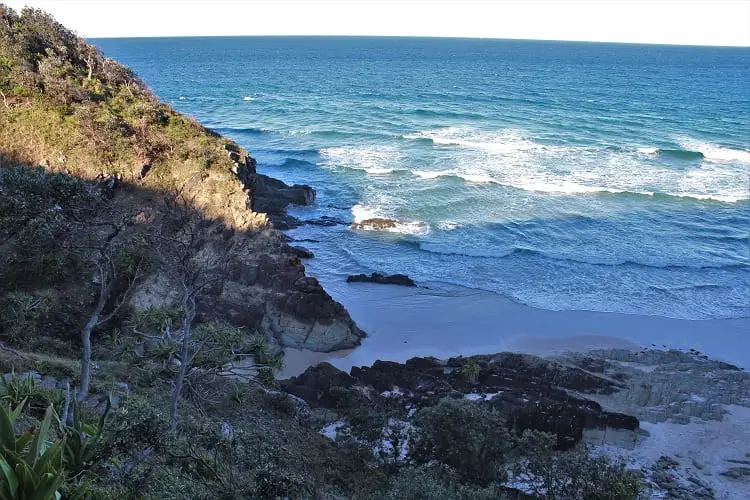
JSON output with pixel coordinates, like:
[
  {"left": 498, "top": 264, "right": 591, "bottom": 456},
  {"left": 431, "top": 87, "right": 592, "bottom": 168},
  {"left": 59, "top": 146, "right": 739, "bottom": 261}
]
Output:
[
  {"left": 134, "top": 226, "right": 364, "bottom": 353},
  {"left": 346, "top": 272, "right": 416, "bottom": 287}
]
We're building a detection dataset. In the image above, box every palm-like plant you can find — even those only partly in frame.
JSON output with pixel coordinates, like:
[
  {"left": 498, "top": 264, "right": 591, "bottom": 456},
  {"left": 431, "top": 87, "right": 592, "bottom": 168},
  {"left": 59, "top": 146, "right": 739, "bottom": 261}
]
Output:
[
  {"left": 0, "top": 400, "right": 66, "bottom": 500},
  {"left": 57, "top": 395, "right": 112, "bottom": 477}
]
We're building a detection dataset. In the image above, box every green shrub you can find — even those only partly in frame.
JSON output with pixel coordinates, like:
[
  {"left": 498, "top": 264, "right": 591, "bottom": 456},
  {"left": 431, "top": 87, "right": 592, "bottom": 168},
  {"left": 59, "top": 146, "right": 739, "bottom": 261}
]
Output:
[
  {"left": 0, "top": 291, "right": 53, "bottom": 346},
  {"left": 58, "top": 394, "right": 112, "bottom": 477},
  {"left": 511, "top": 430, "right": 641, "bottom": 499},
  {"left": 411, "top": 398, "right": 511, "bottom": 485},
  {"left": 348, "top": 407, "right": 386, "bottom": 445},
  {"left": 460, "top": 359, "right": 480, "bottom": 384},
  {"left": 377, "top": 464, "right": 513, "bottom": 500}
]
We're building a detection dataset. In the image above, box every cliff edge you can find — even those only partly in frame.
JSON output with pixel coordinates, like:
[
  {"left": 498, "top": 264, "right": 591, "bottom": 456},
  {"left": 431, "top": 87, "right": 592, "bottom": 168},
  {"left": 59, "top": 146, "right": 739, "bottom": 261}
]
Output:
[{"left": 0, "top": 5, "right": 363, "bottom": 352}]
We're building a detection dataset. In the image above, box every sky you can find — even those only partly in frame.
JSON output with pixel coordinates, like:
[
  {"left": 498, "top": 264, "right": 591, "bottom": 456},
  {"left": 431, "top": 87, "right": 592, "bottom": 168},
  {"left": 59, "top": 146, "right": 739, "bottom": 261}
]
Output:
[{"left": 3, "top": 0, "right": 750, "bottom": 46}]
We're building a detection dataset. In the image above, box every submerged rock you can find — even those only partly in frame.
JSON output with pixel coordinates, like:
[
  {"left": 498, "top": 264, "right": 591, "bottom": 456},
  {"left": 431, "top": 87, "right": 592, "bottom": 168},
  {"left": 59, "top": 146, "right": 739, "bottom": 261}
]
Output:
[{"left": 346, "top": 272, "right": 416, "bottom": 287}]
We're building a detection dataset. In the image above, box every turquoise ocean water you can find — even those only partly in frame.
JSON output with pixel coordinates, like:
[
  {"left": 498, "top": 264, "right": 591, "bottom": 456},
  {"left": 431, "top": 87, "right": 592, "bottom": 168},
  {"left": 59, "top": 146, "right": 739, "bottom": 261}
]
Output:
[{"left": 94, "top": 37, "right": 750, "bottom": 320}]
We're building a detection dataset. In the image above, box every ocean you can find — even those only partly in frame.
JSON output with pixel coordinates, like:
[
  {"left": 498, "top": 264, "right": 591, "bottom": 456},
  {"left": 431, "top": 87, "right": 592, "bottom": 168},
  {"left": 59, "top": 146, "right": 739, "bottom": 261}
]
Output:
[{"left": 94, "top": 37, "right": 750, "bottom": 321}]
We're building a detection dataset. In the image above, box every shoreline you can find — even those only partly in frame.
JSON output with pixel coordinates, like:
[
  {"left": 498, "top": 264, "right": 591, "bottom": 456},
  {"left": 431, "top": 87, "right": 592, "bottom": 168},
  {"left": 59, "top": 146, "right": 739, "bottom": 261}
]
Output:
[{"left": 281, "top": 265, "right": 749, "bottom": 378}]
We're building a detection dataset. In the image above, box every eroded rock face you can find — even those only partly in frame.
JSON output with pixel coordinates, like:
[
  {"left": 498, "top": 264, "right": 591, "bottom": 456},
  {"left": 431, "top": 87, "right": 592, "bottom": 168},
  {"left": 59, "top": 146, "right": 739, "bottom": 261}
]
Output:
[
  {"left": 281, "top": 352, "right": 639, "bottom": 449},
  {"left": 132, "top": 151, "right": 364, "bottom": 353},
  {"left": 346, "top": 272, "right": 416, "bottom": 287}
]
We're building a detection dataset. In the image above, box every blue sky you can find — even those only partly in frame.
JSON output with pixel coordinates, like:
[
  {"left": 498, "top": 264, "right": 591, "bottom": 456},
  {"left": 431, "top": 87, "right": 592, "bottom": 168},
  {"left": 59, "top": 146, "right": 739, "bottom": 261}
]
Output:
[{"left": 4, "top": 0, "right": 750, "bottom": 46}]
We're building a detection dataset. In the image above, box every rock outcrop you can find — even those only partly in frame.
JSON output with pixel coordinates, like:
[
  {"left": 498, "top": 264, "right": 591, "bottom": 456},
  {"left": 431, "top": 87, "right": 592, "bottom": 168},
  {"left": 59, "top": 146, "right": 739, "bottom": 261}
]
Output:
[
  {"left": 351, "top": 218, "right": 397, "bottom": 230},
  {"left": 281, "top": 352, "right": 639, "bottom": 449},
  {"left": 236, "top": 153, "right": 316, "bottom": 229},
  {"left": 131, "top": 148, "right": 365, "bottom": 353},
  {"left": 346, "top": 272, "right": 416, "bottom": 287}
]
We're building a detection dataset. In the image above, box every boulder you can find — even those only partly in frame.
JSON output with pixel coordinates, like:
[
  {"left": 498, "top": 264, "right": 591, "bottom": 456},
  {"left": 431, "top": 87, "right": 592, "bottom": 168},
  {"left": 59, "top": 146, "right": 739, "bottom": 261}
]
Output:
[
  {"left": 291, "top": 246, "right": 314, "bottom": 259},
  {"left": 351, "top": 218, "right": 397, "bottom": 230},
  {"left": 346, "top": 272, "right": 416, "bottom": 287}
]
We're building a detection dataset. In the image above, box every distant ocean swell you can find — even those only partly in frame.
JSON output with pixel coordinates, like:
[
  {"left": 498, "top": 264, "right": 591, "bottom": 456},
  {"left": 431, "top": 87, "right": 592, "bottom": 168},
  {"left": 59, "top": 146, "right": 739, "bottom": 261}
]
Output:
[{"left": 95, "top": 37, "right": 750, "bottom": 320}]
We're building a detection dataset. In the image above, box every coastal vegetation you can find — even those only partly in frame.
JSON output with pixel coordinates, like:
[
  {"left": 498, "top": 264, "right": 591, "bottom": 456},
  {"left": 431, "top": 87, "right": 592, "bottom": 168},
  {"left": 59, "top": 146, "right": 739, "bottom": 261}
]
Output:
[{"left": 0, "top": 5, "right": 643, "bottom": 498}]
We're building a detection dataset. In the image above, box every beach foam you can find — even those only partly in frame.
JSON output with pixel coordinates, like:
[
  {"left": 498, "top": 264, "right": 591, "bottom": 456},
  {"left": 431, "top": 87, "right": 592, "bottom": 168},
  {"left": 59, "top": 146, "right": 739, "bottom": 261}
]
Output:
[
  {"left": 678, "top": 137, "right": 750, "bottom": 164},
  {"left": 405, "top": 126, "right": 540, "bottom": 153},
  {"left": 321, "top": 145, "right": 402, "bottom": 175},
  {"left": 350, "top": 204, "right": 429, "bottom": 236}
]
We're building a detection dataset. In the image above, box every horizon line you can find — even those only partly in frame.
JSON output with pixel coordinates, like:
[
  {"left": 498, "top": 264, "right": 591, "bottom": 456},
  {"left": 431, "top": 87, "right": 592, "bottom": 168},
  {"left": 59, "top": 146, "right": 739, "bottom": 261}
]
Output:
[{"left": 87, "top": 34, "right": 750, "bottom": 49}]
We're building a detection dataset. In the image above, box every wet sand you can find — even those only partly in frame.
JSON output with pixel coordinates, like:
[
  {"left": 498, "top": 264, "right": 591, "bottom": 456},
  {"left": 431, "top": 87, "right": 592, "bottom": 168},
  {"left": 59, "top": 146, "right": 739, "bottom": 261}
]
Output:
[{"left": 281, "top": 277, "right": 749, "bottom": 378}]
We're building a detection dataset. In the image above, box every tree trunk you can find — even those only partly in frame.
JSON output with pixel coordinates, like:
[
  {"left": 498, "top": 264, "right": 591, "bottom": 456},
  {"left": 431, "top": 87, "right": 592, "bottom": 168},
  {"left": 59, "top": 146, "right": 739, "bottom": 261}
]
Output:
[
  {"left": 86, "top": 53, "right": 93, "bottom": 81},
  {"left": 78, "top": 269, "right": 108, "bottom": 401},
  {"left": 170, "top": 294, "right": 195, "bottom": 432}
]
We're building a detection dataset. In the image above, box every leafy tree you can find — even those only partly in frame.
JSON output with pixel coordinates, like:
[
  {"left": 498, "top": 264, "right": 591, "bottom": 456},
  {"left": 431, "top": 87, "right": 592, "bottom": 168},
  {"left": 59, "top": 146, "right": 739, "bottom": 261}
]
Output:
[{"left": 411, "top": 398, "right": 511, "bottom": 485}]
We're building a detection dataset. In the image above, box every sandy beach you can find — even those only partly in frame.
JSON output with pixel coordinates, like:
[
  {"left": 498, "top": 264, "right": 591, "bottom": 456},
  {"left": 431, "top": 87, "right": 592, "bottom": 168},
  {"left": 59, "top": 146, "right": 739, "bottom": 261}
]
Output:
[
  {"left": 281, "top": 272, "right": 750, "bottom": 498},
  {"left": 281, "top": 268, "right": 749, "bottom": 378}
]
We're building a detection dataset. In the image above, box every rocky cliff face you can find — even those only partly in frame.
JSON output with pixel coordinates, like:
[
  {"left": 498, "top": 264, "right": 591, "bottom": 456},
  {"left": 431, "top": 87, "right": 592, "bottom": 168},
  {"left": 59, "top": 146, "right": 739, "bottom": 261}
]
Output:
[
  {"left": 0, "top": 4, "right": 365, "bottom": 354},
  {"left": 132, "top": 148, "right": 365, "bottom": 352}
]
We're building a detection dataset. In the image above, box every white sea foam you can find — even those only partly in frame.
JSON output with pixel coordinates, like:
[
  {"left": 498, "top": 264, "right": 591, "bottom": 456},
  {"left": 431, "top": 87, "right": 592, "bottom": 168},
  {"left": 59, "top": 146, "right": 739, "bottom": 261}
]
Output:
[
  {"left": 459, "top": 173, "right": 495, "bottom": 184},
  {"left": 340, "top": 129, "right": 747, "bottom": 204},
  {"left": 413, "top": 170, "right": 451, "bottom": 179},
  {"left": 678, "top": 137, "right": 750, "bottom": 164},
  {"left": 350, "top": 204, "right": 430, "bottom": 236},
  {"left": 321, "top": 146, "right": 400, "bottom": 175},
  {"left": 409, "top": 128, "right": 749, "bottom": 203},
  {"left": 242, "top": 96, "right": 255, "bottom": 101},
  {"left": 351, "top": 204, "right": 385, "bottom": 223},
  {"left": 499, "top": 178, "right": 626, "bottom": 195},
  {"left": 637, "top": 147, "right": 659, "bottom": 155},
  {"left": 413, "top": 170, "right": 495, "bottom": 184},
  {"left": 438, "top": 221, "right": 462, "bottom": 231},
  {"left": 406, "top": 126, "right": 540, "bottom": 153}
]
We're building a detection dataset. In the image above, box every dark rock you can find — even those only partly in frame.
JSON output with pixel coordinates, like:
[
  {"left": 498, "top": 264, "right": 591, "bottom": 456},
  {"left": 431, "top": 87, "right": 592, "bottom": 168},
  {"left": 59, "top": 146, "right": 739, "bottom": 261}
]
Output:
[
  {"left": 346, "top": 272, "right": 416, "bottom": 287},
  {"left": 224, "top": 143, "right": 241, "bottom": 153},
  {"left": 290, "top": 246, "right": 314, "bottom": 259},
  {"left": 304, "top": 216, "right": 348, "bottom": 227},
  {"left": 236, "top": 154, "right": 315, "bottom": 220},
  {"left": 721, "top": 467, "right": 750, "bottom": 480},
  {"left": 186, "top": 226, "right": 364, "bottom": 353},
  {"left": 283, "top": 352, "right": 639, "bottom": 450},
  {"left": 249, "top": 174, "right": 315, "bottom": 215},
  {"left": 351, "top": 218, "right": 397, "bottom": 230},
  {"left": 280, "top": 363, "right": 360, "bottom": 408},
  {"left": 268, "top": 215, "right": 304, "bottom": 230},
  {"left": 243, "top": 154, "right": 257, "bottom": 176},
  {"left": 576, "top": 357, "right": 606, "bottom": 373},
  {"left": 139, "top": 163, "right": 151, "bottom": 179}
]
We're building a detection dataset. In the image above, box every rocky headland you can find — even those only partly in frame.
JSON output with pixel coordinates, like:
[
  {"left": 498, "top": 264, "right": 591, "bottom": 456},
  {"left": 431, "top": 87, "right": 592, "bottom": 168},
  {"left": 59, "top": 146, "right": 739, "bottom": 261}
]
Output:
[{"left": 1, "top": 6, "right": 746, "bottom": 499}]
